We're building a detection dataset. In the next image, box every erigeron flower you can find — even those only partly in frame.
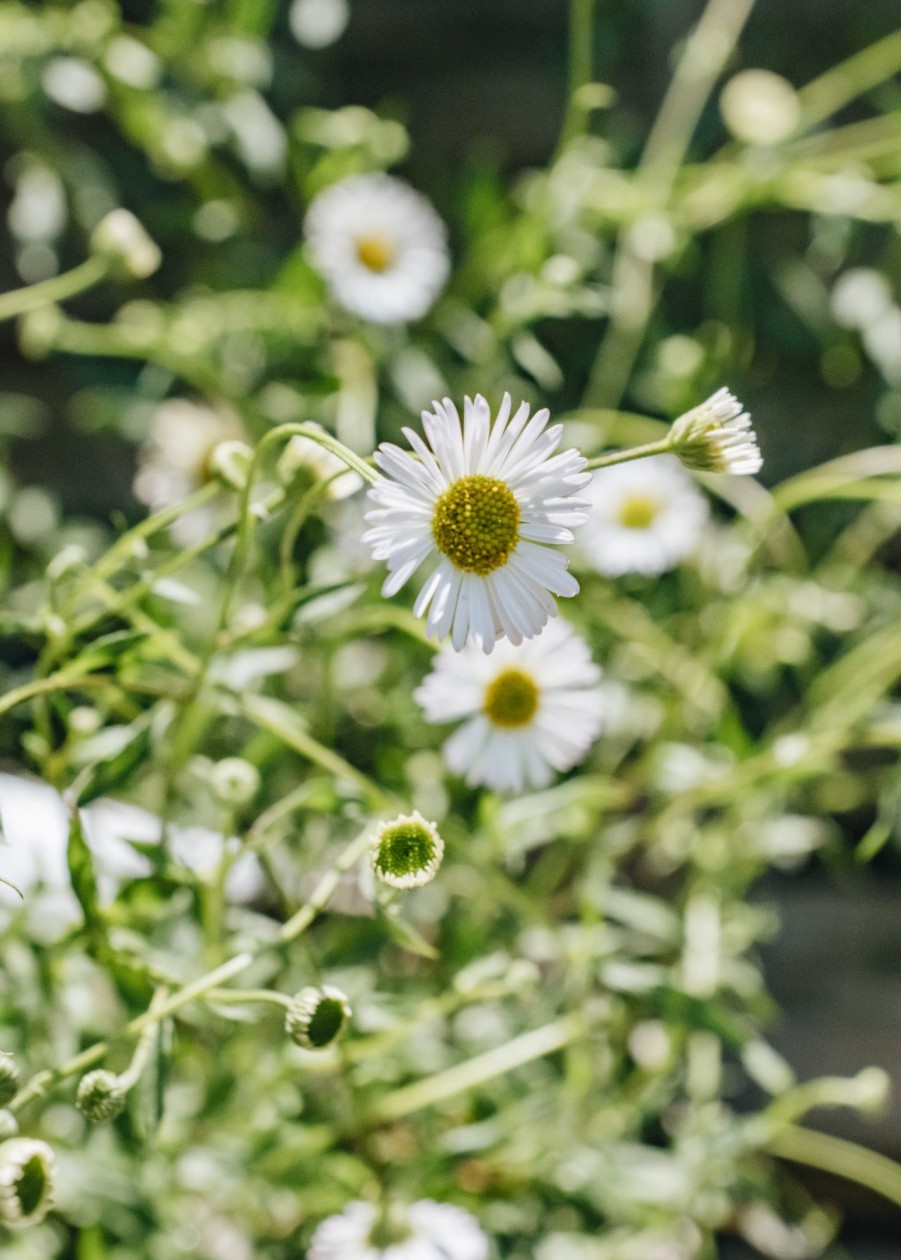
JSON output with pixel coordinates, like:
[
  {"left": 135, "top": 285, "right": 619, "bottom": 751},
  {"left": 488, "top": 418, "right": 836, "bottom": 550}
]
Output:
[
  {"left": 364, "top": 394, "right": 590, "bottom": 652},
  {"left": 304, "top": 174, "right": 450, "bottom": 325},
  {"left": 286, "top": 986, "right": 352, "bottom": 1050},
  {"left": 668, "top": 387, "right": 762, "bottom": 475},
  {"left": 0, "top": 1138, "right": 56, "bottom": 1229},
  {"left": 309, "top": 1199, "right": 489, "bottom": 1260},
  {"left": 579, "top": 456, "right": 709, "bottom": 577},
  {"left": 370, "top": 812, "right": 444, "bottom": 889},
  {"left": 133, "top": 399, "right": 243, "bottom": 543},
  {"left": 415, "top": 617, "right": 604, "bottom": 793},
  {"left": 76, "top": 1069, "right": 126, "bottom": 1122}
]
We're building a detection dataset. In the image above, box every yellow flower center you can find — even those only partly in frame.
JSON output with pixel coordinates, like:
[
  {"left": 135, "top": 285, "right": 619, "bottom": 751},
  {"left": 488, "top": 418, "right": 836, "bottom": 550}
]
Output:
[
  {"left": 431, "top": 474, "right": 521, "bottom": 575},
  {"left": 483, "top": 668, "right": 540, "bottom": 729},
  {"left": 617, "top": 494, "right": 661, "bottom": 530},
  {"left": 355, "top": 234, "right": 396, "bottom": 273}
]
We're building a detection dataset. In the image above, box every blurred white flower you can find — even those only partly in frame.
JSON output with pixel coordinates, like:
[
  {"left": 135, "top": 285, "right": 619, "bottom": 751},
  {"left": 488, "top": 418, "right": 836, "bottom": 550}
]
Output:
[
  {"left": 309, "top": 1199, "right": 489, "bottom": 1260},
  {"left": 415, "top": 617, "right": 604, "bottom": 793},
  {"left": 277, "top": 426, "right": 364, "bottom": 499},
  {"left": 7, "top": 165, "right": 66, "bottom": 243},
  {"left": 862, "top": 306, "right": 901, "bottom": 385},
  {"left": 720, "top": 69, "right": 799, "bottom": 146},
  {"left": 669, "top": 388, "right": 762, "bottom": 475},
  {"left": 579, "top": 456, "right": 708, "bottom": 577},
  {"left": 290, "top": 0, "right": 350, "bottom": 49},
  {"left": 133, "top": 399, "right": 243, "bottom": 543},
  {"left": 305, "top": 174, "right": 449, "bottom": 324},
  {"left": 42, "top": 57, "right": 107, "bottom": 114},
  {"left": 365, "top": 393, "right": 590, "bottom": 651},
  {"left": 104, "top": 35, "right": 162, "bottom": 89},
  {"left": 831, "top": 267, "right": 894, "bottom": 330}
]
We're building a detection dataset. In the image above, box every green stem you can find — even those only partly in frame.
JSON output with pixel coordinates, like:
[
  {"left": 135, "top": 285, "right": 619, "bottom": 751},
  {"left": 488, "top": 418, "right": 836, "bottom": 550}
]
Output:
[
  {"left": 796, "top": 29, "right": 901, "bottom": 132},
  {"left": 584, "top": 436, "right": 673, "bottom": 470},
  {"left": 0, "top": 256, "right": 109, "bottom": 323},
  {"left": 279, "top": 829, "right": 374, "bottom": 944},
  {"left": 559, "top": 0, "right": 598, "bottom": 146},
  {"left": 768, "top": 1124, "right": 901, "bottom": 1209},
  {"left": 0, "top": 672, "right": 107, "bottom": 720},
  {"left": 369, "top": 1012, "right": 587, "bottom": 1124}
]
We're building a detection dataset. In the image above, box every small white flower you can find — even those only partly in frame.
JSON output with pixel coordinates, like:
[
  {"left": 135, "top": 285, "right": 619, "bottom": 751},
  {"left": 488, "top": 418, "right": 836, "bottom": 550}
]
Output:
[
  {"left": 304, "top": 174, "right": 450, "bottom": 325},
  {"left": 364, "top": 394, "right": 590, "bottom": 652},
  {"left": 309, "top": 1199, "right": 489, "bottom": 1260},
  {"left": 668, "top": 387, "right": 762, "bottom": 475},
  {"left": 578, "top": 456, "right": 709, "bottom": 578},
  {"left": 133, "top": 399, "right": 243, "bottom": 543},
  {"left": 415, "top": 617, "right": 604, "bottom": 793}
]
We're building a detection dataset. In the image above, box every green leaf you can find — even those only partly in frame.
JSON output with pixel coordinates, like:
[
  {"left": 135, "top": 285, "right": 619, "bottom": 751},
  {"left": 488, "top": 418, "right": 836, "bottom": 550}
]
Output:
[
  {"left": 73, "top": 716, "right": 153, "bottom": 807},
  {"left": 67, "top": 810, "right": 102, "bottom": 930}
]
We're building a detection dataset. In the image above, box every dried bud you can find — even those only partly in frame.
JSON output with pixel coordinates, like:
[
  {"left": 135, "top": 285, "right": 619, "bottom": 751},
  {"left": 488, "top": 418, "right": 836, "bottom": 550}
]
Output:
[
  {"left": 285, "top": 985, "right": 352, "bottom": 1050},
  {"left": 370, "top": 811, "right": 444, "bottom": 890},
  {"left": 0, "top": 1056, "right": 19, "bottom": 1108},
  {"left": 0, "top": 1138, "right": 56, "bottom": 1229},
  {"left": 76, "top": 1069, "right": 126, "bottom": 1122},
  {"left": 90, "top": 209, "right": 161, "bottom": 279}
]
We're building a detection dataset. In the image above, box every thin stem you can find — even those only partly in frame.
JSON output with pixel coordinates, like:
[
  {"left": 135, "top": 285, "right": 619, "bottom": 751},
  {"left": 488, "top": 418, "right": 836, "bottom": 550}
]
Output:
[
  {"left": 369, "top": 1012, "right": 587, "bottom": 1124},
  {"left": 796, "top": 29, "right": 901, "bottom": 132},
  {"left": 204, "top": 989, "right": 292, "bottom": 1010},
  {"left": 584, "top": 436, "right": 673, "bottom": 471},
  {"left": 582, "top": 0, "right": 756, "bottom": 409},
  {"left": 0, "top": 672, "right": 107, "bottom": 720},
  {"left": 0, "top": 256, "right": 109, "bottom": 323},
  {"left": 768, "top": 1124, "right": 901, "bottom": 1210},
  {"left": 279, "top": 829, "right": 374, "bottom": 944},
  {"left": 119, "top": 988, "right": 170, "bottom": 1090},
  {"left": 559, "top": 0, "right": 598, "bottom": 147}
]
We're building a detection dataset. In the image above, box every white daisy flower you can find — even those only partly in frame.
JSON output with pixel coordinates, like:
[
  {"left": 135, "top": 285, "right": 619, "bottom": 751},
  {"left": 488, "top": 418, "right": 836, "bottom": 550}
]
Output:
[
  {"left": 133, "top": 399, "right": 242, "bottom": 543},
  {"left": 304, "top": 173, "right": 450, "bottom": 325},
  {"left": 364, "top": 394, "right": 591, "bottom": 652},
  {"left": 579, "top": 455, "right": 709, "bottom": 578},
  {"left": 415, "top": 617, "right": 604, "bottom": 793},
  {"left": 309, "top": 1199, "right": 489, "bottom": 1260},
  {"left": 668, "top": 387, "right": 762, "bottom": 475}
]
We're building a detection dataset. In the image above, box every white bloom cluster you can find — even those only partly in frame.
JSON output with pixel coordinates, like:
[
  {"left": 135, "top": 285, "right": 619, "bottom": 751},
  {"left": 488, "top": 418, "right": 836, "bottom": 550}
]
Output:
[{"left": 309, "top": 1200, "right": 489, "bottom": 1260}]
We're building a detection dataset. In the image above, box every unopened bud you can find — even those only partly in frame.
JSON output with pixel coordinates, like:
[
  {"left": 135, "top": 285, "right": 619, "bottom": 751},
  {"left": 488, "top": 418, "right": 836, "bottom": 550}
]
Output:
[
  {"left": 285, "top": 985, "right": 351, "bottom": 1050},
  {"left": 208, "top": 439, "right": 253, "bottom": 490},
  {"left": 0, "top": 1057, "right": 19, "bottom": 1108},
  {"left": 90, "top": 209, "right": 161, "bottom": 279},
  {"left": 76, "top": 1069, "right": 126, "bottom": 1122},
  {"left": 0, "top": 1138, "right": 56, "bottom": 1229}
]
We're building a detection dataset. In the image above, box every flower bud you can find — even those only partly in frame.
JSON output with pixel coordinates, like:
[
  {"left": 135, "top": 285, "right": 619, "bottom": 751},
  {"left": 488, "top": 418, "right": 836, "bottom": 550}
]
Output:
[
  {"left": 0, "top": 1113, "right": 18, "bottom": 1142},
  {"left": 0, "top": 1138, "right": 56, "bottom": 1229},
  {"left": 669, "top": 387, "right": 762, "bottom": 476},
  {"left": 285, "top": 985, "right": 352, "bottom": 1050},
  {"left": 209, "top": 757, "right": 261, "bottom": 807},
  {"left": 851, "top": 1066, "right": 891, "bottom": 1116},
  {"left": 208, "top": 439, "right": 253, "bottom": 490},
  {"left": 0, "top": 1057, "right": 19, "bottom": 1108},
  {"left": 90, "top": 209, "right": 161, "bottom": 279},
  {"left": 76, "top": 1069, "right": 126, "bottom": 1122},
  {"left": 370, "top": 811, "right": 444, "bottom": 890}
]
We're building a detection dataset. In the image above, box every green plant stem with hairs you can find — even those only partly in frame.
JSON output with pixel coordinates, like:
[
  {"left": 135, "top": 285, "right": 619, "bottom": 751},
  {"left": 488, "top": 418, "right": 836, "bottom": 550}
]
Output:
[{"left": 0, "top": 256, "right": 109, "bottom": 323}]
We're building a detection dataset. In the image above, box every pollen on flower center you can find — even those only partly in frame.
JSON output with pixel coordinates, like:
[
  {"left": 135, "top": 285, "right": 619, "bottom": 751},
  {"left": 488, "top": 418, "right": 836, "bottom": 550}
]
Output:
[
  {"left": 355, "top": 234, "right": 396, "bottom": 273},
  {"left": 431, "top": 474, "right": 521, "bottom": 575},
  {"left": 617, "top": 494, "right": 661, "bottom": 530},
  {"left": 483, "top": 668, "right": 539, "bottom": 728}
]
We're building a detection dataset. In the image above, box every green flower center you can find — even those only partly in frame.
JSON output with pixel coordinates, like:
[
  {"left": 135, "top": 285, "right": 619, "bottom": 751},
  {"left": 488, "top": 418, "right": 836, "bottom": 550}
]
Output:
[
  {"left": 305, "top": 998, "right": 348, "bottom": 1048},
  {"left": 356, "top": 234, "right": 396, "bottom": 273},
  {"left": 374, "top": 821, "right": 438, "bottom": 881},
  {"left": 16, "top": 1156, "right": 47, "bottom": 1219},
  {"left": 617, "top": 494, "right": 661, "bottom": 530},
  {"left": 483, "top": 668, "right": 540, "bottom": 728},
  {"left": 431, "top": 474, "right": 521, "bottom": 575}
]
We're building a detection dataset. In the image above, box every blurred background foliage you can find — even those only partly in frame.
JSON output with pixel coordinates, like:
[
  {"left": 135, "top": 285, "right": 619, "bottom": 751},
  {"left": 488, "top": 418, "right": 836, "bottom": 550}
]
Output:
[{"left": 1, "top": 1, "right": 901, "bottom": 1258}]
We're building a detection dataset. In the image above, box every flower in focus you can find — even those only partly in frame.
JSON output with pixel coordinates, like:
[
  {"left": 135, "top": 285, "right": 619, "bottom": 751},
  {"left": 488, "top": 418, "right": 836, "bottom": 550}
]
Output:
[
  {"left": 0, "top": 1138, "right": 56, "bottom": 1229},
  {"left": 578, "top": 456, "right": 708, "bottom": 577},
  {"left": 309, "top": 1199, "right": 489, "bottom": 1260},
  {"left": 133, "top": 399, "right": 243, "bottom": 543},
  {"left": 364, "top": 394, "right": 590, "bottom": 651},
  {"left": 668, "top": 387, "right": 762, "bottom": 475},
  {"left": 370, "top": 811, "right": 444, "bottom": 889},
  {"left": 415, "top": 617, "right": 604, "bottom": 793},
  {"left": 304, "top": 174, "right": 450, "bottom": 324}
]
